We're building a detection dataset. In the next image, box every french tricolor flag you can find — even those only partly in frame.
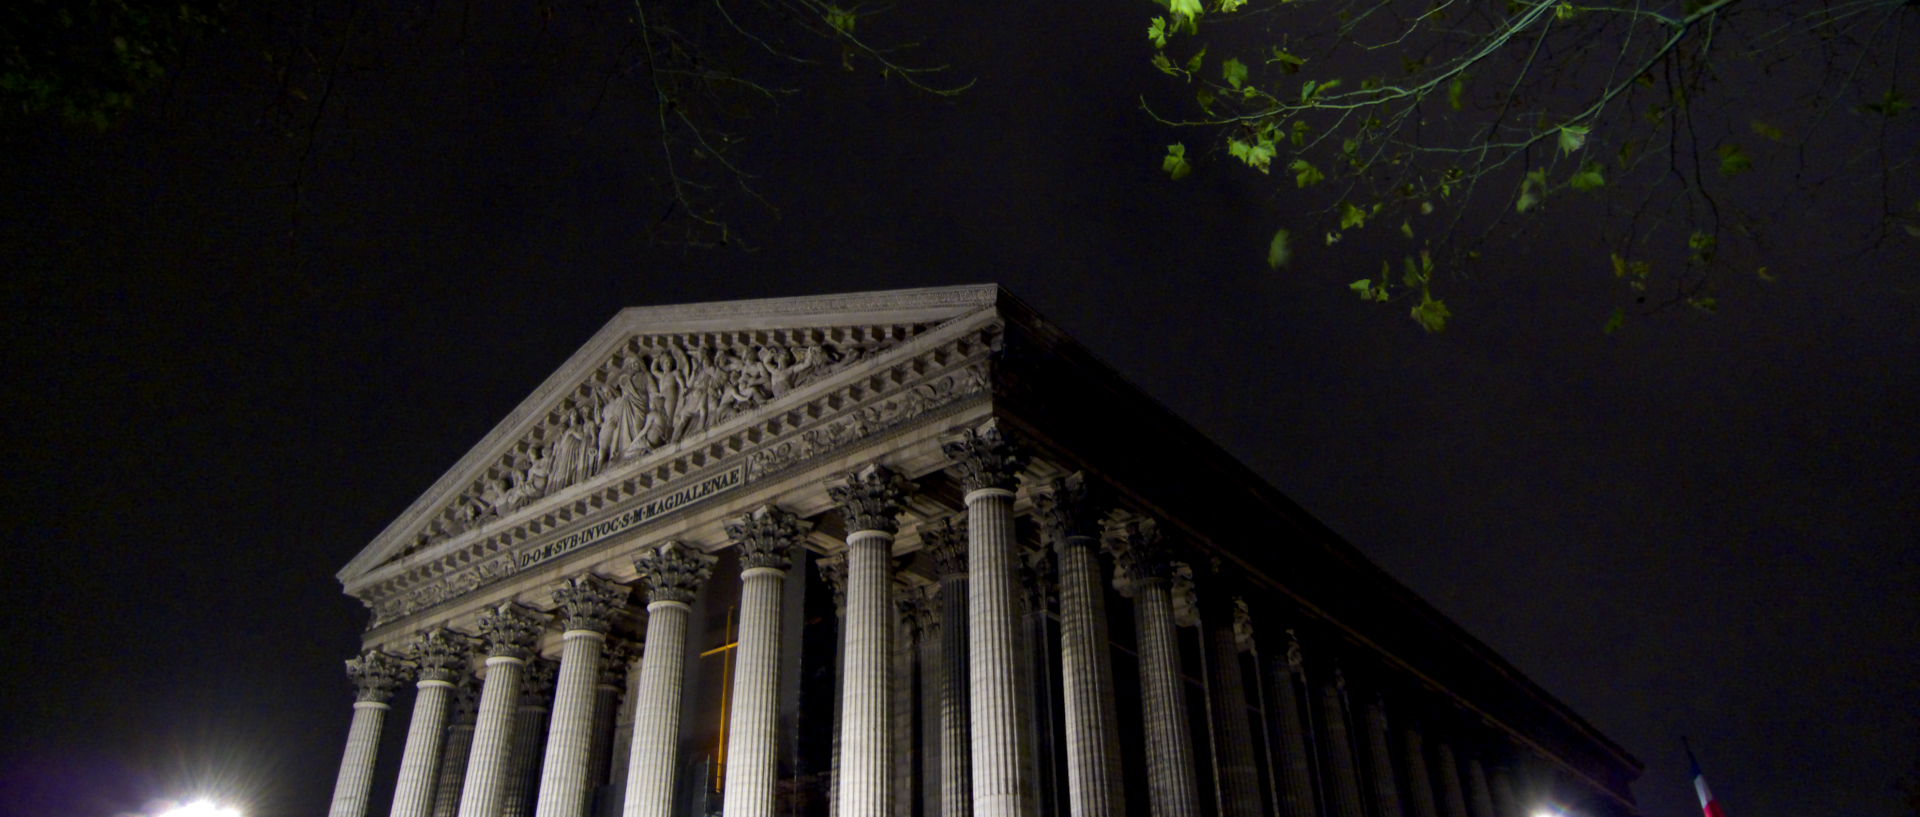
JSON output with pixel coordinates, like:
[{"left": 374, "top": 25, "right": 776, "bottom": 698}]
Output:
[{"left": 1685, "top": 741, "right": 1727, "bottom": 817}]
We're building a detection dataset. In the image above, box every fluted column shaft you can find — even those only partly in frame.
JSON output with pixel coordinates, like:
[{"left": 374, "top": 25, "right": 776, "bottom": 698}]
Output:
[
  {"left": 587, "top": 680, "right": 621, "bottom": 788},
  {"left": 1362, "top": 697, "right": 1404, "bottom": 817},
  {"left": 1264, "top": 659, "right": 1318, "bottom": 817},
  {"left": 1056, "top": 536, "right": 1124, "bottom": 817},
  {"left": 1317, "top": 676, "right": 1367, "bottom": 817},
  {"left": 330, "top": 701, "right": 390, "bottom": 817},
  {"left": 434, "top": 721, "right": 477, "bottom": 817},
  {"left": 1464, "top": 758, "right": 1496, "bottom": 817},
  {"left": 1432, "top": 743, "right": 1470, "bottom": 817},
  {"left": 502, "top": 675, "right": 552, "bottom": 817},
  {"left": 1205, "top": 613, "right": 1263, "bottom": 817},
  {"left": 939, "top": 570, "right": 973, "bottom": 817},
  {"left": 459, "top": 656, "right": 527, "bottom": 817},
  {"left": 721, "top": 565, "right": 790, "bottom": 817},
  {"left": 1400, "top": 725, "right": 1440, "bottom": 817},
  {"left": 623, "top": 600, "right": 693, "bottom": 817},
  {"left": 534, "top": 630, "right": 607, "bottom": 817},
  {"left": 839, "top": 529, "right": 896, "bottom": 817},
  {"left": 966, "top": 487, "right": 1036, "bottom": 817},
  {"left": 1136, "top": 578, "right": 1202, "bottom": 817},
  {"left": 393, "top": 679, "right": 457, "bottom": 817}
]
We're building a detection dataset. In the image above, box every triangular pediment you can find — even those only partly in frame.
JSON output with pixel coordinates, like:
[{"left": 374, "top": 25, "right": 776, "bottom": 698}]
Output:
[{"left": 337, "top": 285, "right": 1002, "bottom": 590}]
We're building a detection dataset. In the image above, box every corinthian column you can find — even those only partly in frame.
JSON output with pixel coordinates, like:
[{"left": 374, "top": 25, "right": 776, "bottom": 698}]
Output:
[
  {"left": 1106, "top": 519, "right": 1201, "bottom": 817},
  {"left": 1464, "top": 755, "right": 1496, "bottom": 817},
  {"left": 1317, "top": 669, "right": 1368, "bottom": 817},
  {"left": 1198, "top": 576, "right": 1262, "bottom": 817},
  {"left": 329, "top": 649, "right": 404, "bottom": 817},
  {"left": 1361, "top": 693, "right": 1404, "bottom": 817},
  {"left": 433, "top": 677, "right": 482, "bottom": 817},
  {"left": 923, "top": 517, "right": 972, "bottom": 817},
  {"left": 534, "top": 574, "right": 628, "bottom": 817},
  {"left": 1431, "top": 741, "right": 1470, "bottom": 817},
  {"left": 1264, "top": 633, "right": 1318, "bottom": 817},
  {"left": 393, "top": 629, "right": 474, "bottom": 817},
  {"left": 943, "top": 420, "right": 1035, "bottom": 817},
  {"left": 457, "top": 603, "right": 545, "bottom": 817},
  {"left": 1034, "top": 474, "right": 1124, "bottom": 817},
  {"left": 587, "top": 641, "right": 637, "bottom": 790},
  {"left": 827, "top": 464, "right": 910, "bottom": 817},
  {"left": 1399, "top": 719, "right": 1441, "bottom": 817},
  {"left": 622, "top": 540, "right": 718, "bottom": 817},
  {"left": 721, "top": 505, "right": 811, "bottom": 817},
  {"left": 503, "top": 658, "right": 558, "bottom": 817}
]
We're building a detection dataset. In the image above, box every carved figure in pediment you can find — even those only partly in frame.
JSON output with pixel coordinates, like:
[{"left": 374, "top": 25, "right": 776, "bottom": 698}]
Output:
[
  {"left": 757, "top": 345, "right": 821, "bottom": 398},
  {"left": 546, "top": 406, "right": 594, "bottom": 493},
  {"left": 599, "top": 362, "right": 649, "bottom": 463}
]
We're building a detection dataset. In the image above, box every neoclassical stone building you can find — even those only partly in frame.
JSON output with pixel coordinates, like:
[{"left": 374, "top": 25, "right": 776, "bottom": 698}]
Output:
[{"left": 329, "top": 286, "right": 1641, "bottom": 817}]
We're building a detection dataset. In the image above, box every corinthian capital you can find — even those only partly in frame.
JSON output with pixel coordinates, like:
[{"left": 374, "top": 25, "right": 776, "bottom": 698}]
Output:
[
  {"left": 818, "top": 555, "right": 848, "bottom": 614},
  {"left": 475, "top": 603, "right": 545, "bottom": 661},
  {"left": 1033, "top": 471, "right": 1106, "bottom": 551},
  {"left": 941, "top": 418, "right": 1029, "bottom": 493},
  {"left": 408, "top": 627, "right": 474, "bottom": 684},
  {"left": 520, "top": 657, "right": 559, "bottom": 708},
  {"left": 552, "top": 573, "right": 628, "bottom": 634},
  {"left": 635, "top": 540, "right": 716, "bottom": 604},
  {"left": 345, "top": 649, "right": 405, "bottom": 703},
  {"left": 726, "top": 504, "right": 812, "bottom": 572},
  {"left": 828, "top": 463, "right": 911, "bottom": 535},
  {"left": 920, "top": 516, "right": 968, "bottom": 578},
  {"left": 1103, "top": 517, "right": 1180, "bottom": 590},
  {"left": 599, "top": 640, "right": 639, "bottom": 690}
]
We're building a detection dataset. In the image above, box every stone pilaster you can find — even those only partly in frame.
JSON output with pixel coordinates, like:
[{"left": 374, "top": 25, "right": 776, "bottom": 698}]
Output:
[
  {"left": 923, "top": 516, "right": 973, "bottom": 817},
  {"left": 944, "top": 420, "right": 1036, "bottom": 817},
  {"left": 330, "top": 649, "right": 404, "bottom": 817},
  {"left": 1317, "top": 669, "right": 1368, "bottom": 817},
  {"left": 1035, "top": 473, "right": 1125, "bottom": 817},
  {"left": 1399, "top": 721, "right": 1441, "bottom": 817},
  {"left": 1198, "top": 573, "right": 1262, "bottom": 817},
  {"left": 622, "top": 540, "right": 717, "bottom": 817},
  {"left": 503, "top": 657, "right": 558, "bottom": 817},
  {"left": 1432, "top": 742, "right": 1471, "bottom": 817},
  {"left": 1264, "top": 634, "right": 1318, "bottom": 817},
  {"left": 1106, "top": 518, "right": 1201, "bottom": 817},
  {"left": 828, "top": 463, "right": 909, "bottom": 817},
  {"left": 457, "top": 603, "right": 544, "bottom": 817},
  {"left": 393, "top": 629, "right": 474, "bottom": 817},
  {"left": 535, "top": 574, "right": 628, "bottom": 817},
  {"left": 1361, "top": 694, "right": 1404, "bottom": 817},
  {"left": 433, "top": 676, "right": 482, "bottom": 817},
  {"left": 722, "top": 505, "right": 811, "bottom": 817}
]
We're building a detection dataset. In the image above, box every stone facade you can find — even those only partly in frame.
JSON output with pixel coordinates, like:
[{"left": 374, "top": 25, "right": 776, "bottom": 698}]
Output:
[{"left": 330, "top": 286, "right": 1642, "bottom": 817}]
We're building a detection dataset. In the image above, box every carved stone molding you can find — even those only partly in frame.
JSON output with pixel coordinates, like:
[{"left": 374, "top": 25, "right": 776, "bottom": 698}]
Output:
[
  {"left": 941, "top": 418, "right": 1029, "bottom": 493},
  {"left": 346, "top": 649, "right": 406, "bottom": 703},
  {"left": 921, "top": 516, "right": 968, "bottom": 578},
  {"left": 828, "top": 463, "right": 911, "bottom": 535},
  {"left": 519, "top": 658, "right": 559, "bottom": 708},
  {"left": 634, "top": 540, "right": 716, "bottom": 605},
  {"left": 476, "top": 603, "right": 545, "bottom": 661},
  {"left": 408, "top": 627, "right": 474, "bottom": 684},
  {"left": 726, "top": 505, "right": 812, "bottom": 572},
  {"left": 1033, "top": 471, "right": 1105, "bottom": 551},
  {"left": 551, "top": 574, "right": 627, "bottom": 634}
]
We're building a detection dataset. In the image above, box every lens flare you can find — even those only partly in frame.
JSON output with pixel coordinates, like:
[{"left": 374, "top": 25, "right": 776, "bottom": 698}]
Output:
[{"left": 156, "top": 800, "right": 242, "bottom": 817}]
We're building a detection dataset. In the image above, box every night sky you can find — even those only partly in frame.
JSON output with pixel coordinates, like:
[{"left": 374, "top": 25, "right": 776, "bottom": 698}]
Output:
[{"left": 2, "top": 4, "right": 1915, "bottom": 817}]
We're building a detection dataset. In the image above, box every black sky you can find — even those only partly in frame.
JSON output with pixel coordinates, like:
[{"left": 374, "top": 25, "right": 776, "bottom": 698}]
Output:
[{"left": 2, "top": 4, "right": 1915, "bottom": 817}]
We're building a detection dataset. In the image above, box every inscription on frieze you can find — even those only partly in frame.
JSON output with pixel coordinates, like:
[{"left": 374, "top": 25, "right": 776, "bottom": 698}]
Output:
[{"left": 517, "top": 464, "right": 744, "bottom": 570}]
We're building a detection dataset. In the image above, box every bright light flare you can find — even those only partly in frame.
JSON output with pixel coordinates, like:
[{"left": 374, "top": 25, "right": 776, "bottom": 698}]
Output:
[{"left": 156, "top": 800, "right": 243, "bottom": 817}]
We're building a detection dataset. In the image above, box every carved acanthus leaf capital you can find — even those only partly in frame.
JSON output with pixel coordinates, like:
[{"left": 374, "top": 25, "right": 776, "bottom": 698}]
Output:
[
  {"left": 599, "top": 640, "right": 639, "bottom": 690},
  {"left": 451, "top": 673, "right": 483, "bottom": 723},
  {"left": 1232, "top": 598, "right": 1255, "bottom": 653},
  {"left": 1170, "top": 562, "right": 1200, "bottom": 627},
  {"left": 408, "top": 628, "right": 474, "bottom": 684},
  {"left": 635, "top": 540, "right": 717, "bottom": 605},
  {"left": 1103, "top": 517, "right": 1178, "bottom": 592},
  {"left": 552, "top": 573, "right": 628, "bottom": 634},
  {"left": 895, "top": 583, "right": 936, "bottom": 644},
  {"left": 818, "top": 555, "right": 848, "bottom": 614},
  {"left": 1285, "top": 628, "right": 1305, "bottom": 675},
  {"left": 476, "top": 603, "right": 546, "bottom": 661},
  {"left": 346, "top": 649, "right": 406, "bottom": 703},
  {"left": 727, "top": 505, "right": 812, "bottom": 572},
  {"left": 1019, "top": 546, "right": 1058, "bottom": 611},
  {"left": 828, "top": 463, "right": 911, "bottom": 534},
  {"left": 920, "top": 516, "right": 968, "bottom": 578},
  {"left": 519, "top": 657, "right": 559, "bottom": 708},
  {"left": 941, "top": 419, "right": 1029, "bottom": 493},
  {"left": 1034, "top": 471, "right": 1106, "bottom": 551}
]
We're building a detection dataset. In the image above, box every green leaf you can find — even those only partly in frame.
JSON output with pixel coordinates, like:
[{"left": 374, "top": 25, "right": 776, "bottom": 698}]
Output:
[
  {"left": 1557, "top": 123, "right": 1589, "bottom": 154},
  {"left": 1400, "top": 220, "right": 1414, "bottom": 239},
  {"left": 1290, "top": 120, "right": 1311, "bottom": 148},
  {"left": 825, "top": 6, "right": 857, "bottom": 33},
  {"left": 1162, "top": 143, "right": 1193, "bottom": 180},
  {"left": 1750, "top": 119, "right": 1785, "bottom": 142},
  {"left": 1290, "top": 158, "right": 1325, "bottom": 187},
  {"left": 1447, "top": 74, "right": 1466, "bottom": 110},
  {"left": 1196, "top": 87, "right": 1216, "bottom": 113},
  {"left": 1349, "top": 278, "right": 1373, "bottom": 298},
  {"left": 1267, "top": 228, "right": 1292, "bottom": 269},
  {"left": 1516, "top": 169, "right": 1547, "bottom": 213},
  {"left": 1223, "top": 58, "right": 1248, "bottom": 90},
  {"left": 1148, "top": 17, "right": 1169, "bottom": 48},
  {"left": 1186, "top": 46, "right": 1208, "bottom": 73},
  {"left": 1271, "top": 49, "right": 1306, "bottom": 74},
  {"left": 1717, "top": 143, "right": 1752, "bottom": 176},
  {"left": 1151, "top": 53, "right": 1179, "bottom": 76},
  {"left": 1555, "top": 2, "right": 1577, "bottom": 20},
  {"left": 1411, "top": 293, "right": 1451, "bottom": 332},
  {"left": 1227, "top": 137, "right": 1276, "bottom": 173},
  {"left": 1858, "top": 89, "right": 1909, "bottom": 117},
  {"left": 1170, "top": 0, "right": 1204, "bottom": 19},
  {"left": 1220, "top": 0, "right": 1247, "bottom": 12},
  {"left": 1569, "top": 161, "right": 1606, "bottom": 191},
  {"left": 1339, "top": 201, "right": 1368, "bottom": 230},
  {"left": 1602, "top": 307, "right": 1625, "bottom": 335}
]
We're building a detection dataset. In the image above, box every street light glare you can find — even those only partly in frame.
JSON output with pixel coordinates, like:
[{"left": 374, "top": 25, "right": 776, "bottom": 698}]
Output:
[{"left": 157, "top": 800, "right": 242, "bottom": 817}]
